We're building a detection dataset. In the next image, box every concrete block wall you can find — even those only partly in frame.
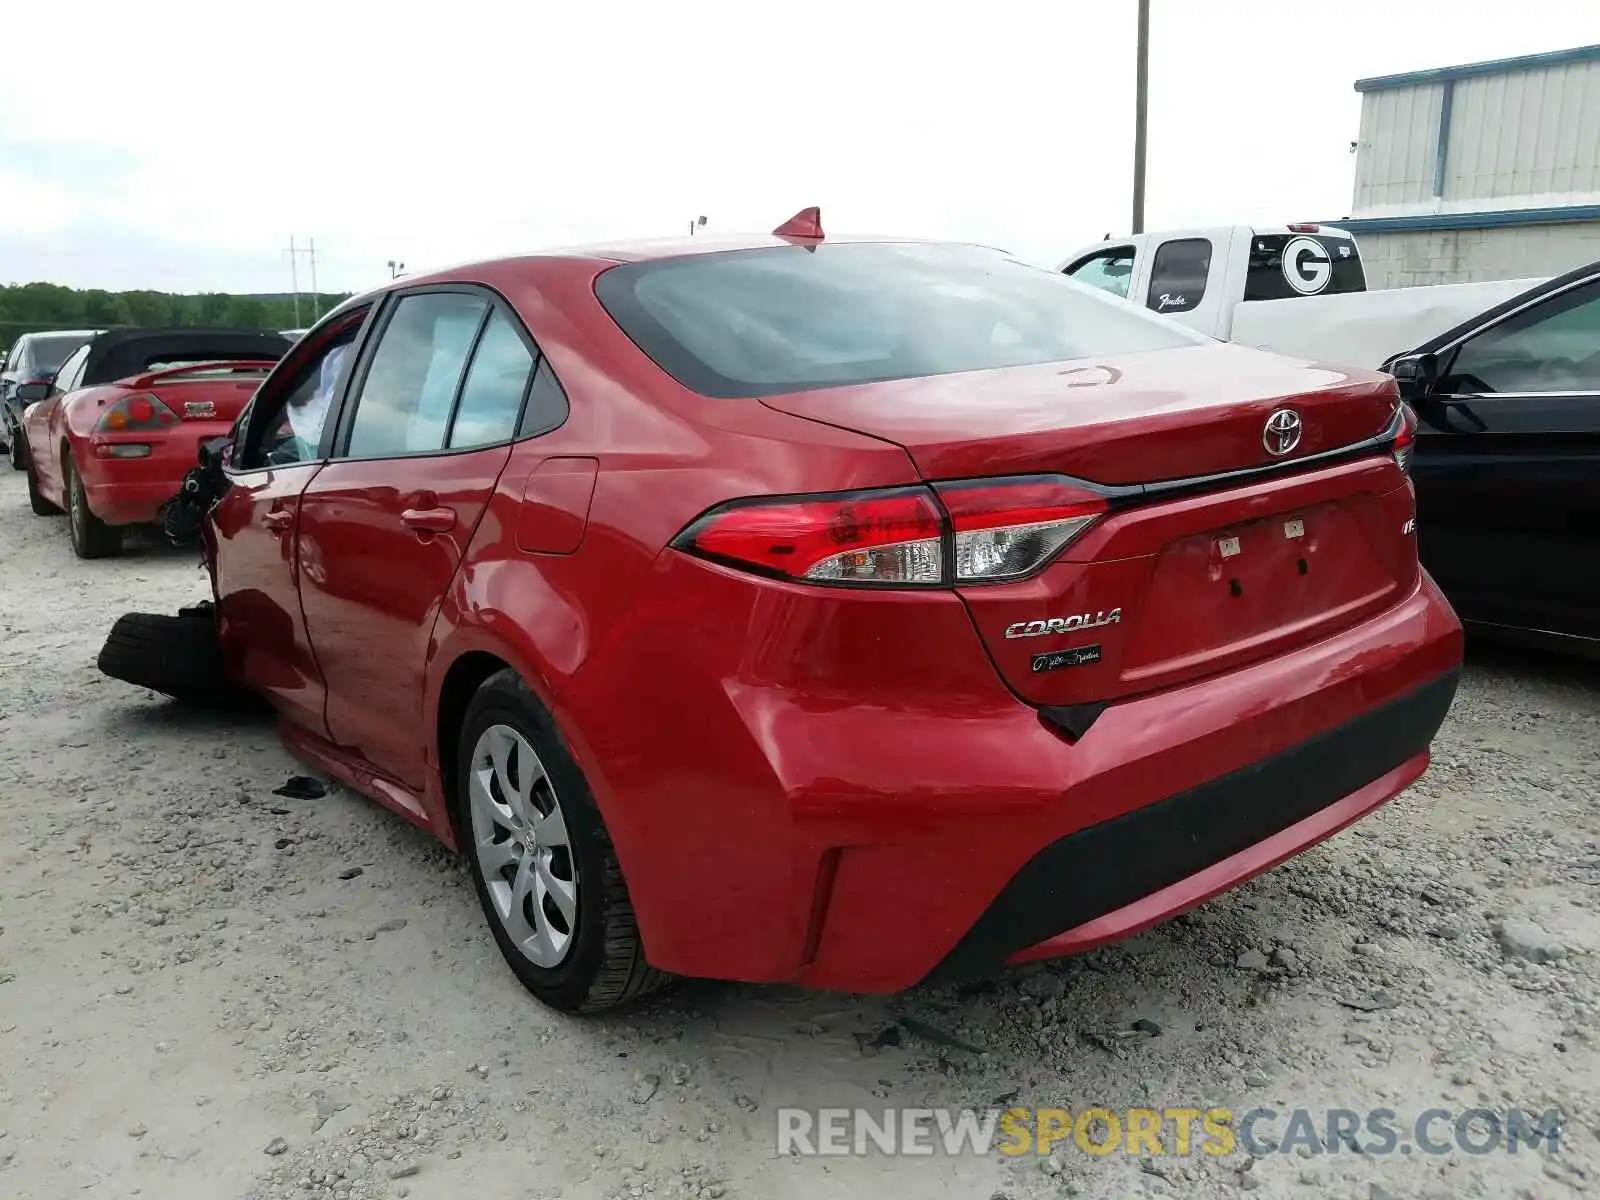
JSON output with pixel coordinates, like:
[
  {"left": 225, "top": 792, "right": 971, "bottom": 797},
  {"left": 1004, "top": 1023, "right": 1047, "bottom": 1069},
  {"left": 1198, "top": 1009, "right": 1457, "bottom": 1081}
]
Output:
[{"left": 1357, "top": 221, "right": 1600, "bottom": 289}]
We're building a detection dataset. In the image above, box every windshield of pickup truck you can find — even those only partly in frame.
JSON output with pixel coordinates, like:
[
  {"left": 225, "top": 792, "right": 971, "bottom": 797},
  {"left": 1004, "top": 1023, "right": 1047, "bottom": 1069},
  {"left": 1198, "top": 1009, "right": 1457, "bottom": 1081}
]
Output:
[
  {"left": 1245, "top": 234, "right": 1367, "bottom": 301},
  {"left": 596, "top": 242, "right": 1210, "bottom": 399}
]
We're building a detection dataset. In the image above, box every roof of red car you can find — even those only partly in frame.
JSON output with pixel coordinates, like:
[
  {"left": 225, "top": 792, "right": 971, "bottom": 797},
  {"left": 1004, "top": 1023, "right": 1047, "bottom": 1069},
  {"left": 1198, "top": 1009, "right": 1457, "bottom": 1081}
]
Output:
[
  {"left": 336, "top": 230, "right": 1004, "bottom": 317},
  {"left": 538, "top": 230, "right": 873, "bottom": 263},
  {"left": 407, "top": 232, "right": 985, "bottom": 280}
]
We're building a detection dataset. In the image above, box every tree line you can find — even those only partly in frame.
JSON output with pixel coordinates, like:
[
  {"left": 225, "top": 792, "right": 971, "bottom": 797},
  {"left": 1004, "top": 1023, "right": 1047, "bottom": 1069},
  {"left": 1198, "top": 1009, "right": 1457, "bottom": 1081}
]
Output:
[{"left": 0, "top": 282, "right": 354, "bottom": 344}]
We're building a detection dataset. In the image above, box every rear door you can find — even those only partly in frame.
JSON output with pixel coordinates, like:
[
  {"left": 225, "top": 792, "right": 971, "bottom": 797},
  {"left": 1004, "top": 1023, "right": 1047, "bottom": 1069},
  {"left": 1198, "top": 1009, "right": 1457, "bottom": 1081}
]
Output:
[
  {"left": 1410, "top": 274, "right": 1600, "bottom": 639},
  {"left": 295, "top": 287, "right": 542, "bottom": 792},
  {"left": 209, "top": 313, "right": 372, "bottom": 735}
]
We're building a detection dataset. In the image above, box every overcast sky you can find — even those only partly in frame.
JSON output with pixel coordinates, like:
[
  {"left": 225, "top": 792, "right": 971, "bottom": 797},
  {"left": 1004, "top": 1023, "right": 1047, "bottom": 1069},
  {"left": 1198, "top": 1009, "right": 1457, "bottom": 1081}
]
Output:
[{"left": 2, "top": 0, "right": 1596, "bottom": 294}]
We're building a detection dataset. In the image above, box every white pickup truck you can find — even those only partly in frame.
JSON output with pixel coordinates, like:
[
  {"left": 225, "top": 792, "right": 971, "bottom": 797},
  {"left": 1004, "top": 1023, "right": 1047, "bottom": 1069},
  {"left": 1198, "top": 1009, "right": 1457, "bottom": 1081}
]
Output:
[{"left": 1057, "top": 224, "right": 1543, "bottom": 369}]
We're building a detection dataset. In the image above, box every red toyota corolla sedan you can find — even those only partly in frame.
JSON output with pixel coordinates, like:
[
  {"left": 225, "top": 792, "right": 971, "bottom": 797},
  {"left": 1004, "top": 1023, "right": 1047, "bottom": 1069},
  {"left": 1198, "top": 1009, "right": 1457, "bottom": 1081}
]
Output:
[
  {"left": 21, "top": 329, "right": 292, "bottom": 557},
  {"left": 100, "top": 214, "right": 1463, "bottom": 1013}
]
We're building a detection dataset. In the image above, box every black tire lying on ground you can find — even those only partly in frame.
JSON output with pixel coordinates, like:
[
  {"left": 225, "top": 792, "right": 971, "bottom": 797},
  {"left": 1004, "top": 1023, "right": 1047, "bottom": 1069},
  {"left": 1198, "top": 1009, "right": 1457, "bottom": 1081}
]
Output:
[{"left": 97, "top": 609, "right": 249, "bottom": 706}]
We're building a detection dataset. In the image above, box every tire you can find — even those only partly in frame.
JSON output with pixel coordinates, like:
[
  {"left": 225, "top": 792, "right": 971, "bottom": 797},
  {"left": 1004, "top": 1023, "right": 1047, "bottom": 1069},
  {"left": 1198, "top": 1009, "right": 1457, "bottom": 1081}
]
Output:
[
  {"left": 7, "top": 422, "right": 25, "bottom": 471},
  {"left": 65, "top": 455, "right": 123, "bottom": 559},
  {"left": 97, "top": 609, "right": 248, "bottom": 706},
  {"left": 456, "top": 669, "right": 670, "bottom": 1013},
  {"left": 26, "top": 461, "right": 62, "bottom": 516}
]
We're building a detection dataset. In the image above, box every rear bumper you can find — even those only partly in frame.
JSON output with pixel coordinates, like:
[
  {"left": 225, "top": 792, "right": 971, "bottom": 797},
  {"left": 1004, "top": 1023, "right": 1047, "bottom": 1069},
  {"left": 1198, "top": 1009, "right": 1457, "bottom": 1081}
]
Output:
[
  {"left": 583, "top": 560, "right": 1464, "bottom": 993},
  {"left": 79, "top": 430, "right": 219, "bottom": 525},
  {"left": 928, "top": 669, "right": 1456, "bottom": 982}
]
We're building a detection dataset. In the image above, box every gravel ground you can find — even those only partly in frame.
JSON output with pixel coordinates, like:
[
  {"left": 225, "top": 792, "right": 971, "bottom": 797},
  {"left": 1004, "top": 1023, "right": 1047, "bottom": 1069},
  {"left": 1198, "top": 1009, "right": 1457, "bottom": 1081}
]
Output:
[{"left": 1, "top": 465, "right": 1597, "bottom": 1200}]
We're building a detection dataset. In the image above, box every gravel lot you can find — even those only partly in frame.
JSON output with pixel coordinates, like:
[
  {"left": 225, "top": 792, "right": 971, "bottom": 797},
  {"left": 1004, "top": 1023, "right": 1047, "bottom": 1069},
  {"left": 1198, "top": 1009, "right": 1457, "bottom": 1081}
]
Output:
[{"left": 1, "top": 465, "right": 1597, "bottom": 1200}]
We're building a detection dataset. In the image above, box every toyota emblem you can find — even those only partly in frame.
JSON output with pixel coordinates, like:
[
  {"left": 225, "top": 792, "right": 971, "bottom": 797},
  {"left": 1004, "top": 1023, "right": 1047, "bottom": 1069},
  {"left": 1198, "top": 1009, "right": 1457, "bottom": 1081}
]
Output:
[{"left": 1262, "top": 408, "right": 1303, "bottom": 457}]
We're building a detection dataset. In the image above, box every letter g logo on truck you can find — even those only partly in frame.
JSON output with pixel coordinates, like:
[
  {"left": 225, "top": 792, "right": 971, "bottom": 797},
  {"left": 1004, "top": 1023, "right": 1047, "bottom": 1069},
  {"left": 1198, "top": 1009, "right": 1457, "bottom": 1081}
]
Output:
[{"left": 1282, "top": 236, "right": 1333, "bottom": 296}]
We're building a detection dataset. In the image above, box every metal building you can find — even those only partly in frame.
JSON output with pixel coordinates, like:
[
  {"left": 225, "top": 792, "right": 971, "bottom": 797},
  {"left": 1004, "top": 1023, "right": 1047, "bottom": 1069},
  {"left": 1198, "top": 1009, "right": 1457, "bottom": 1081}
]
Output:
[{"left": 1325, "top": 44, "right": 1600, "bottom": 289}]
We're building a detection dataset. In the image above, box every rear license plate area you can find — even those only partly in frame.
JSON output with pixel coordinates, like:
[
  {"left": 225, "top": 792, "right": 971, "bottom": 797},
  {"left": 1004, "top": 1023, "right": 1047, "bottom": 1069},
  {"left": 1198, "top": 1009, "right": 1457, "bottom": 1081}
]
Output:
[{"left": 1120, "top": 501, "right": 1395, "bottom": 679}]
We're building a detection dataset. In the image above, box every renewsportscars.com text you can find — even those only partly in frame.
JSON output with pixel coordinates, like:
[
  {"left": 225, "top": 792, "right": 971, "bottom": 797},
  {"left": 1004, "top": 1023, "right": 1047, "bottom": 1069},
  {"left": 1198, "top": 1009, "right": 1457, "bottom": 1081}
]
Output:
[{"left": 776, "top": 1106, "right": 1563, "bottom": 1159}]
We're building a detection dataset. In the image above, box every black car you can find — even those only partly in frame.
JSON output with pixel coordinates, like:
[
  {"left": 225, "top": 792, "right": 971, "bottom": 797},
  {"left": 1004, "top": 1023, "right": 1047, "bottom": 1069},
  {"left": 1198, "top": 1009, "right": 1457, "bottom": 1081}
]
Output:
[
  {"left": 2, "top": 329, "right": 100, "bottom": 469},
  {"left": 1383, "top": 259, "right": 1600, "bottom": 657}
]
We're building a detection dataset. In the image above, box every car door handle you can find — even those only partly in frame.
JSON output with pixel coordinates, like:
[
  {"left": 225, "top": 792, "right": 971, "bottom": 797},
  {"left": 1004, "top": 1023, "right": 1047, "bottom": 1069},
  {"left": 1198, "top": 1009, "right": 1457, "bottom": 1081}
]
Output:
[
  {"left": 263, "top": 510, "right": 294, "bottom": 533},
  {"left": 401, "top": 507, "right": 456, "bottom": 533}
]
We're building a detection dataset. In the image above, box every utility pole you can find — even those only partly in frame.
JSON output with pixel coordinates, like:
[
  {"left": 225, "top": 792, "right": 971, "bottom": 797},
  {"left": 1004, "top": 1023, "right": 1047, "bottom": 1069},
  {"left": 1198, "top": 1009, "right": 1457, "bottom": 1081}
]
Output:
[
  {"left": 1131, "top": 0, "right": 1150, "bottom": 234},
  {"left": 285, "top": 236, "right": 302, "bottom": 327},
  {"left": 689, "top": 215, "right": 707, "bottom": 236},
  {"left": 308, "top": 238, "right": 320, "bottom": 321},
  {"left": 387, "top": 259, "right": 406, "bottom": 279}
]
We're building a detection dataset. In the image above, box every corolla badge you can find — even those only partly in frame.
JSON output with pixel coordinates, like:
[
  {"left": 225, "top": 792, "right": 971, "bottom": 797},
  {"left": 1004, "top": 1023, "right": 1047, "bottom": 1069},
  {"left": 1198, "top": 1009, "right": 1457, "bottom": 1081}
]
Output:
[
  {"left": 1004, "top": 609, "right": 1123, "bottom": 639},
  {"left": 1262, "top": 408, "right": 1303, "bottom": 457}
]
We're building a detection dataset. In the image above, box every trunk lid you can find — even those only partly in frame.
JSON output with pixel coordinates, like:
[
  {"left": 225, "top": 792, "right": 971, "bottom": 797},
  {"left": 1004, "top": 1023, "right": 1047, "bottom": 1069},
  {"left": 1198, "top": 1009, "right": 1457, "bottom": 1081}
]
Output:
[
  {"left": 762, "top": 342, "right": 1417, "bottom": 705},
  {"left": 133, "top": 362, "right": 274, "bottom": 432},
  {"left": 758, "top": 342, "right": 1397, "bottom": 485},
  {"left": 150, "top": 377, "right": 263, "bottom": 426}
]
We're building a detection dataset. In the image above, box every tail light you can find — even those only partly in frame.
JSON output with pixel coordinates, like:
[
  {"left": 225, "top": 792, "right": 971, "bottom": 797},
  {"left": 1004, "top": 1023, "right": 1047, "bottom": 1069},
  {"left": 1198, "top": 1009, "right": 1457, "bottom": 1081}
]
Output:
[
  {"left": 674, "top": 487, "right": 944, "bottom": 586},
  {"left": 936, "top": 478, "right": 1109, "bottom": 582},
  {"left": 672, "top": 476, "right": 1111, "bottom": 588},
  {"left": 95, "top": 393, "right": 179, "bottom": 434},
  {"left": 1391, "top": 402, "right": 1417, "bottom": 475}
]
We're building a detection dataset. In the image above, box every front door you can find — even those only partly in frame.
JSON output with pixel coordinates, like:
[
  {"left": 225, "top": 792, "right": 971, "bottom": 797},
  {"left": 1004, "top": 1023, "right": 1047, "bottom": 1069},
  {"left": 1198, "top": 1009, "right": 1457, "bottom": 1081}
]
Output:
[
  {"left": 1412, "top": 275, "right": 1600, "bottom": 640},
  {"left": 209, "top": 310, "right": 373, "bottom": 735},
  {"left": 295, "top": 288, "right": 539, "bottom": 790}
]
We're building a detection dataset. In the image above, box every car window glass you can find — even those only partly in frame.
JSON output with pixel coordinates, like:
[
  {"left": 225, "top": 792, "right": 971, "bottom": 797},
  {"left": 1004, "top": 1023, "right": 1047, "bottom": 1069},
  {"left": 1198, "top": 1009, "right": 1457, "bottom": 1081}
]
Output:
[
  {"left": 1244, "top": 234, "right": 1366, "bottom": 301},
  {"left": 1444, "top": 280, "right": 1600, "bottom": 395},
  {"left": 248, "top": 324, "right": 365, "bottom": 468},
  {"left": 33, "top": 334, "right": 89, "bottom": 374},
  {"left": 54, "top": 345, "right": 90, "bottom": 393},
  {"left": 597, "top": 243, "right": 1204, "bottom": 400},
  {"left": 1146, "top": 238, "right": 1212, "bottom": 313},
  {"left": 346, "top": 293, "right": 489, "bottom": 458},
  {"left": 1065, "top": 248, "right": 1135, "bottom": 299},
  {"left": 449, "top": 309, "right": 534, "bottom": 449},
  {"left": 519, "top": 358, "right": 569, "bottom": 437}
]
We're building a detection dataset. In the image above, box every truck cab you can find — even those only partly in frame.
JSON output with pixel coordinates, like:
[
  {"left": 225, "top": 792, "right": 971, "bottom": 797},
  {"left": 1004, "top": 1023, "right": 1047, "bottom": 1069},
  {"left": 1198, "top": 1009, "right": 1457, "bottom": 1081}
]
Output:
[{"left": 1057, "top": 225, "right": 1367, "bottom": 340}]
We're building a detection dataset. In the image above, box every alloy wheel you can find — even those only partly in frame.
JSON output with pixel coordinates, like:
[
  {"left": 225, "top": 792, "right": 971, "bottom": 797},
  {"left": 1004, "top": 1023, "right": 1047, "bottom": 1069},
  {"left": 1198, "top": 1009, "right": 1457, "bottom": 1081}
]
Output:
[{"left": 466, "top": 723, "right": 578, "bottom": 968}]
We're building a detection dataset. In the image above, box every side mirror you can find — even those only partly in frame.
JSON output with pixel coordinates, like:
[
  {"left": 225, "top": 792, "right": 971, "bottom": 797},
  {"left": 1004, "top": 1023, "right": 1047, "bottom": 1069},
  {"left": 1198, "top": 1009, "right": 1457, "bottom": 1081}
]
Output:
[
  {"left": 1385, "top": 352, "right": 1438, "bottom": 401},
  {"left": 198, "top": 436, "right": 233, "bottom": 469},
  {"left": 15, "top": 381, "right": 51, "bottom": 403}
]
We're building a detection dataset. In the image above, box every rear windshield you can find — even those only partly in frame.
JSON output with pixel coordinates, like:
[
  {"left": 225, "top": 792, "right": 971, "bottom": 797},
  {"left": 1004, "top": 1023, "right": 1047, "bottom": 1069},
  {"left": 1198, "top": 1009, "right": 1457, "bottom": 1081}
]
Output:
[
  {"left": 595, "top": 242, "right": 1208, "bottom": 399},
  {"left": 29, "top": 334, "right": 91, "bottom": 374},
  {"left": 1244, "top": 234, "right": 1367, "bottom": 301}
]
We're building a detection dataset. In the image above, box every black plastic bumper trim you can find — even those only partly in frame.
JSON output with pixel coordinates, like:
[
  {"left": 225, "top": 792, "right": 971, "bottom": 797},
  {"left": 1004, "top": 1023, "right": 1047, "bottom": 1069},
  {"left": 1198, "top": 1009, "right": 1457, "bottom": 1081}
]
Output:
[
  {"left": 1039, "top": 701, "right": 1110, "bottom": 741},
  {"left": 926, "top": 668, "right": 1460, "bottom": 984}
]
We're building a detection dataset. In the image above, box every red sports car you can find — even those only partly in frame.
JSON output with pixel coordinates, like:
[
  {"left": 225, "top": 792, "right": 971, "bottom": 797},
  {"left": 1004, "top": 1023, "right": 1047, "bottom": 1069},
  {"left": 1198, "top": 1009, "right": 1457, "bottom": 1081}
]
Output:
[
  {"left": 100, "top": 212, "right": 1463, "bottom": 1013},
  {"left": 20, "top": 328, "right": 292, "bottom": 557}
]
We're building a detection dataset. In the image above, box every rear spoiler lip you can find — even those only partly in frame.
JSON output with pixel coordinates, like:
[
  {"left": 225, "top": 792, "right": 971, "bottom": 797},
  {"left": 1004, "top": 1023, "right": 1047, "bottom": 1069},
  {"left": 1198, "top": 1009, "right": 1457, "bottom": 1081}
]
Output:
[{"left": 121, "top": 359, "right": 281, "bottom": 390}]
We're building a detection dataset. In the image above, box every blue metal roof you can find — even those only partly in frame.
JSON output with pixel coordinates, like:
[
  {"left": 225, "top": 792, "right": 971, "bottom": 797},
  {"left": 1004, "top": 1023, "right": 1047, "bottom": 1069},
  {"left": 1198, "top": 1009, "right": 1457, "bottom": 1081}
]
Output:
[
  {"left": 1316, "top": 205, "right": 1600, "bottom": 234},
  {"left": 1354, "top": 43, "right": 1600, "bottom": 93}
]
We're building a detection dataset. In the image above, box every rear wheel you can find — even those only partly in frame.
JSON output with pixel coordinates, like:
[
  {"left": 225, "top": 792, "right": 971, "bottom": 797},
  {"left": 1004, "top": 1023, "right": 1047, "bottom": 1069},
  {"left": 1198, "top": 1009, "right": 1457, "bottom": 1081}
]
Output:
[
  {"left": 97, "top": 608, "right": 247, "bottom": 706},
  {"left": 26, "top": 460, "right": 61, "bottom": 516},
  {"left": 6, "top": 421, "right": 25, "bottom": 471},
  {"left": 456, "top": 670, "right": 670, "bottom": 1013},
  {"left": 65, "top": 456, "right": 122, "bottom": 559}
]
